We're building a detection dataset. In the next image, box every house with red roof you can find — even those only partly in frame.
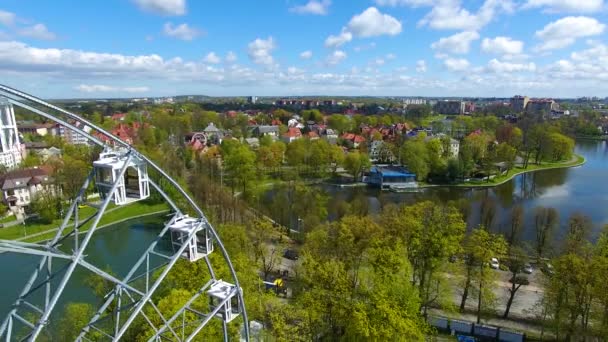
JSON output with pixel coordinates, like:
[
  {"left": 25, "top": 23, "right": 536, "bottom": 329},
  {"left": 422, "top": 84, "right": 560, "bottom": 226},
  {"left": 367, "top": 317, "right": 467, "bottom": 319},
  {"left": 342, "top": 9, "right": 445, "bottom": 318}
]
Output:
[
  {"left": 282, "top": 127, "right": 302, "bottom": 143},
  {"left": 111, "top": 113, "right": 127, "bottom": 122}
]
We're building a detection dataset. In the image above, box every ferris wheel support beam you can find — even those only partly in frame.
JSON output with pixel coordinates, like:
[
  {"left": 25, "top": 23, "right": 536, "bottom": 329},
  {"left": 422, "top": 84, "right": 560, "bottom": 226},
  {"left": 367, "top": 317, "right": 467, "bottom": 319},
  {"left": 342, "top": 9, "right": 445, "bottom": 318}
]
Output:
[
  {"left": 0, "top": 170, "right": 94, "bottom": 339},
  {"left": 0, "top": 84, "right": 249, "bottom": 341},
  {"left": 27, "top": 152, "right": 135, "bottom": 341}
]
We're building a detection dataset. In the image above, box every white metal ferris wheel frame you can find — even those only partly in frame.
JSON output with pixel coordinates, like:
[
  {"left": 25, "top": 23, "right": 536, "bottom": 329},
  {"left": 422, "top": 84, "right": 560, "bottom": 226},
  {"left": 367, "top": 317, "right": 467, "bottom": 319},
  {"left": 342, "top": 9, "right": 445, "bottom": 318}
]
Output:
[{"left": 0, "top": 84, "right": 250, "bottom": 341}]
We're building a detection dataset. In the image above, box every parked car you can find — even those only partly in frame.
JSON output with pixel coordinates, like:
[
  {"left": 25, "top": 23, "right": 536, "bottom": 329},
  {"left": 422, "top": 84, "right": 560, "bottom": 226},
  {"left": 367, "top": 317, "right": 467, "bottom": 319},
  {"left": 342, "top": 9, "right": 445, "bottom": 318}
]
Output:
[
  {"left": 523, "top": 263, "right": 533, "bottom": 274},
  {"left": 490, "top": 257, "right": 500, "bottom": 269},
  {"left": 283, "top": 249, "right": 299, "bottom": 261},
  {"left": 541, "top": 262, "right": 554, "bottom": 276}
]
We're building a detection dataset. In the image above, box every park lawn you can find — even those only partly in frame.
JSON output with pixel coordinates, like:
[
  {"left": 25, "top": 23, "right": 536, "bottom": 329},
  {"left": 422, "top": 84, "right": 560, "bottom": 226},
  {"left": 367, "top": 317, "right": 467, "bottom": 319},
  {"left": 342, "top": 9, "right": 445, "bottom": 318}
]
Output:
[
  {"left": 0, "top": 214, "right": 17, "bottom": 224},
  {"left": 0, "top": 205, "right": 98, "bottom": 241},
  {"left": 451, "top": 154, "right": 585, "bottom": 187},
  {"left": 0, "top": 201, "right": 169, "bottom": 243}
]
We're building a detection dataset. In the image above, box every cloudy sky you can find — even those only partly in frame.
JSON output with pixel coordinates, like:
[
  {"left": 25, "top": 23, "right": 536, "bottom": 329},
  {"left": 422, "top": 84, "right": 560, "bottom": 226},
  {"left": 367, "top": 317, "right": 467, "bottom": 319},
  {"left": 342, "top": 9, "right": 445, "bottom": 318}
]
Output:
[{"left": 0, "top": 0, "right": 607, "bottom": 98}]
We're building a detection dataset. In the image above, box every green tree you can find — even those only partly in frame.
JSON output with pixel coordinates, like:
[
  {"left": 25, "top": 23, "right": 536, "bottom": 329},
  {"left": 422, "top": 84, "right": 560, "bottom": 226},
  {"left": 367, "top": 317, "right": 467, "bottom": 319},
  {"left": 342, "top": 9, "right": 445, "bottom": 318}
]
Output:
[
  {"left": 399, "top": 201, "right": 466, "bottom": 314},
  {"left": 56, "top": 303, "right": 98, "bottom": 341},
  {"left": 223, "top": 144, "right": 257, "bottom": 195},
  {"left": 459, "top": 227, "right": 508, "bottom": 324},
  {"left": 400, "top": 139, "right": 429, "bottom": 181},
  {"left": 534, "top": 206, "right": 559, "bottom": 259},
  {"left": 503, "top": 247, "right": 530, "bottom": 318},
  {"left": 495, "top": 142, "right": 517, "bottom": 172},
  {"left": 342, "top": 151, "right": 371, "bottom": 182}
]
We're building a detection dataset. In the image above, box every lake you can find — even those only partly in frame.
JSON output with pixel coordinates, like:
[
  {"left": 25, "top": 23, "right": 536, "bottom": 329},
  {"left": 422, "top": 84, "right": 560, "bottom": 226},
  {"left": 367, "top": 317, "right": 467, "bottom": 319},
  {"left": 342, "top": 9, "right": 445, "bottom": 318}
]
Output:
[
  {"left": 0, "top": 214, "right": 168, "bottom": 327},
  {"left": 322, "top": 140, "right": 608, "bottom": 243}
]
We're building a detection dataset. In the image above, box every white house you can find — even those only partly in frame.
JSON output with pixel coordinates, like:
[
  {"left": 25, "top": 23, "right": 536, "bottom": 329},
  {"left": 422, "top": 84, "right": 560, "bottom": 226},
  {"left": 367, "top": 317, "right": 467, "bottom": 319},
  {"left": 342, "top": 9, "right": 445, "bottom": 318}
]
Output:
[{"left": 0, "top": 167, "right": 55, "bottom": 215}]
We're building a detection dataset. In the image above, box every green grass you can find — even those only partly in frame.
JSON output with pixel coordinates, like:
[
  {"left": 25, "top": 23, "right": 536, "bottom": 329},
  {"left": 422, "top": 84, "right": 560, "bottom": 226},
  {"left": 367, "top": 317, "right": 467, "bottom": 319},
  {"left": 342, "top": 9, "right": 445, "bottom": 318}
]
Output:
[
  {"left": 0, "top": 214, "right": 17, "bottom": 224},
  {"left": 442, "top": 154, "right": 585, "bottom": 188},
  {"left": 419, "top": 114, "right": 446, "bottom": 127},
  {"left": 0, "top": 201, "right": 169, "bottom": 243}
]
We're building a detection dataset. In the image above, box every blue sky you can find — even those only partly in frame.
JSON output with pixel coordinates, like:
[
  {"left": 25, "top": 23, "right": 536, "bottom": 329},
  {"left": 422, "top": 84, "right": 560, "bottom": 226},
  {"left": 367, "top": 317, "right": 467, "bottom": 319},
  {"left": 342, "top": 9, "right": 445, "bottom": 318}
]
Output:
[{"left": 0, "top": 0, "right": 607, "bottom": 98}]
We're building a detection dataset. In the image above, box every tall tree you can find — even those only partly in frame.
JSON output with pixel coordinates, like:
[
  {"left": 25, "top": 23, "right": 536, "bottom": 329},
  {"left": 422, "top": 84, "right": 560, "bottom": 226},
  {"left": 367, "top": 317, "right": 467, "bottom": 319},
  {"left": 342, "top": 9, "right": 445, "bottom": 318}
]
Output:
[
  {"left": 503, "top": 247, "right": 529, "bottom": 318},
  {"left": 399, "top": 201, "right": 466, "bottom": 315},
  {"left": 534, "top": 206, "right": 559, "bottom": 259},
  {"left": 506, "top": 205, "right": 524, "bottom": 247},
  {"left": 342, "top": 151, "right": 371, "bottom": 182}
]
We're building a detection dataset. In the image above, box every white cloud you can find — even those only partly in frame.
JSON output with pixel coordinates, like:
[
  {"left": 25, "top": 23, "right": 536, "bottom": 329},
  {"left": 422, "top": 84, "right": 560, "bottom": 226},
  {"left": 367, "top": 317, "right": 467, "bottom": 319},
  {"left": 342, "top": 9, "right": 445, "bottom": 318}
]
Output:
[
  {"left": 203, "top": 52, "right": 221, "bottom": 64},
  {"left": 0, "top": 10, "right": 16, "bottom": 26},
  {"left": 324, "top": 7, "right": 400, "bottom": 49},
  {"left": 7, "top": 39, "right": 608, "bottom": 98},
  {"left": 486, "top": 59, "right": 536, "bottom": 73},
  {"left": 372, "top": 58, "right": 386, "bottom": 66},
  {"left": 416, "top": 59, "right": 427, "bottom": 72},
  {"left": 347, "top": 7, "right": 402, "bottom": 37},
  {"left": 523, "top": 0, "right": 604, "bottom": 13},
  {"left": 481, "top": 36, "right": 524, "bottom": 55},
  {"left": 386, "top": 53, "right": 396, "bottom": 60},
  {"left": 431, "top": 31, "right": 479, "bottom": 54},
  {"left": 289, "top": 0, "right": 331, "bottom": 15},
  {"left": 75, "top": 84, "right": 150, "bottom": 93},
  {"left": 248, "top": 37, "right": 276, "bottom": 66},
  {"left": 353, "top": 42, "right": 376, "bottom": 52},
  {"left": 374, "top": 0, "right": 435, "bottom": 6},
  {"left": 133, "top": 0, "right": 186, "bottom": 15},
  {"left": 163, "top": 22, "right": 201, "bottom": 41},
  {"left": 418, "top": 0, "right": 513, "bottom": 31},
  {"left": 326, "top": 50, "right": 347, "bottom": 65},
  {"left": 225, "top": 51, "right": 237, "bottom": 63},
  {"left": 444, "top": 57, "right": 470, "bottom": 71},
  {"left": 535, "top": 16, "right": 605, "bottom": 51},
  {"left": 325, "top": 29, "right": 353, "bottom": 48},
  {"left": 18, "top": 24, "right": 56, "bottom": 41},
  {"left": 300, "top": 50, "right": 313, "bottom": 59}
]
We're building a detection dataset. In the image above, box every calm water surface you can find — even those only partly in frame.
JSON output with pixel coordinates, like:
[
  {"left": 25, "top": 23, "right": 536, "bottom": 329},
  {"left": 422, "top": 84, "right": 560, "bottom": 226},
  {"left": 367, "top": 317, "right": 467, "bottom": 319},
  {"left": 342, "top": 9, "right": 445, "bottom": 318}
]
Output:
[
  {"left": 0, "top": 214, "right": 167, "bottom": 321},
  {"left": 323, "top": 140, "right": 608, "bottom": 242}
]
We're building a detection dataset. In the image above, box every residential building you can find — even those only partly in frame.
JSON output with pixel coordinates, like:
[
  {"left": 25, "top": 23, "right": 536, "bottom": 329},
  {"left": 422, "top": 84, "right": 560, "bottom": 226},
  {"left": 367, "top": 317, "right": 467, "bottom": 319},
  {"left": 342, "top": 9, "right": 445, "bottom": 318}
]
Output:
[
  {"left": 0, "top": 166, "right": 55, "bottom": 215},
  {"left": 282, "top": 127, "right": 302, "bottom": 143},
  {"left": 52, "top": 122, "right": 91, "bottom": 145},
  {"left": 464, "top": 102, "right": 476, "bottom": 114},
  {"left": 251, "top": 125, "right": 279, "bottom": 138},
  {"left": 403, "top": 98, "right": 427, "bottom": 106},
  {"left": 526, "top": 98, "right": 557, "bottom": 114},
  {"left": 0, "top": 98, "right": 24, "bottom": 169},
  {"left": 424, "top": 134, "right": 460, "bottom": 158},
  {"left": 17, "top": 122, "right": 54, "bottom": 136},
  {"left": 248, "top": 96, "right": 258, "bottom": 104},
  {"left": 369, "top": 140, "right": 396, "bottom": 163},
  {"left": 341, "top": 133, "right": 366, "bottom": 148},
  {"left": 322, "top": 128, "right": 339, "bottom": 144},
  {"left": 202, "top": 123, "right": 224, "bottom": 145},
  {"left": 510, "top": 95, "right": 529, "bottom": 112},
  {"left": 434, "top": 100, "right": 465, "bottom": 115}
]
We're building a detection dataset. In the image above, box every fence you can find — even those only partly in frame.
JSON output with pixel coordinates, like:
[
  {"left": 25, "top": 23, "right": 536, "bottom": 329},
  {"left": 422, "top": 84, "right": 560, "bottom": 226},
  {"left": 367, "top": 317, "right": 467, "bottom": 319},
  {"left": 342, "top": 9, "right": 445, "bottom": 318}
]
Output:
[{"left": 428, "top": 315, "right": 525, "bottom": 342}]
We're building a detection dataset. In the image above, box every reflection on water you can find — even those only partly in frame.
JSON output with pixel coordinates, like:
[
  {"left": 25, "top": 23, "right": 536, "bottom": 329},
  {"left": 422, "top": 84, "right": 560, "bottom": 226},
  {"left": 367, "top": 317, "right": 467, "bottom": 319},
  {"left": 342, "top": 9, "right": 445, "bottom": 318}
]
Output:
[
  {"left": 322, "top": 140, "right": 608, "bottom": 243},
  {"left": 0, "top": 214, "right": 166, "bottom": 320}
]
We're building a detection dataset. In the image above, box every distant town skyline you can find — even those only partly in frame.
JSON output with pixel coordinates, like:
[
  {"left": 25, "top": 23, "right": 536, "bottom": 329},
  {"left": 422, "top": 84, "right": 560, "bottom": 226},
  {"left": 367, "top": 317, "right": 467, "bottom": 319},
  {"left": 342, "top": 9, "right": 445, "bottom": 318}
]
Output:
[{"left": 0, "top": 0, "right": 607, "bottom": 98}]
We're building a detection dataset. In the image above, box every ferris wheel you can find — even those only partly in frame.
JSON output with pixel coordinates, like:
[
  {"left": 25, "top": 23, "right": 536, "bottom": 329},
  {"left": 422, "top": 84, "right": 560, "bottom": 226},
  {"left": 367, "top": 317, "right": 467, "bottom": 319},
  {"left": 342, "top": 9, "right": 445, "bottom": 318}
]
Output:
[{"left": 0, "top": 84, "right": 249, "bottom": 341}]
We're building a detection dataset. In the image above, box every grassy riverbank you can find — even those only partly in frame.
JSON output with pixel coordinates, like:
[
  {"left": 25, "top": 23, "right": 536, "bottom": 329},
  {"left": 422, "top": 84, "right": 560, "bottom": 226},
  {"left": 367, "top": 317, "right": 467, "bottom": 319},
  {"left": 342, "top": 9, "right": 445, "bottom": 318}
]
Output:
[
  {"left": 429, "top": 153, "right": 586, "bottom": 188},
  {"left": 0, "top": 201, "right": 169, "bottom": 242}
]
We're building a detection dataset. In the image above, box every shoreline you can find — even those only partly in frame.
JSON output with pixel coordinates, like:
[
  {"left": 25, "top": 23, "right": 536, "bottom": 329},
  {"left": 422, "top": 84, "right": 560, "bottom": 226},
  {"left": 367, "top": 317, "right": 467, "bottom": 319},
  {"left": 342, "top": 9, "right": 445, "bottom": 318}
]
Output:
[
  {"left": 21, "top": 209, "right": 170, "bottom": 245},
  {"left": 421, "top": 153, "right": 586, "bottom": 189}
]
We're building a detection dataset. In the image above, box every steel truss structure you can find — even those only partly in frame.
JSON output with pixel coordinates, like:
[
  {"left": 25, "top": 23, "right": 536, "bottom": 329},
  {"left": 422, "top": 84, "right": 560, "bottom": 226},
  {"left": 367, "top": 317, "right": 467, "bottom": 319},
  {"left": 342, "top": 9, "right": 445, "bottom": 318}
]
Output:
[{"left": 0, "top": 84, "right": 249, "bottom": 341}]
